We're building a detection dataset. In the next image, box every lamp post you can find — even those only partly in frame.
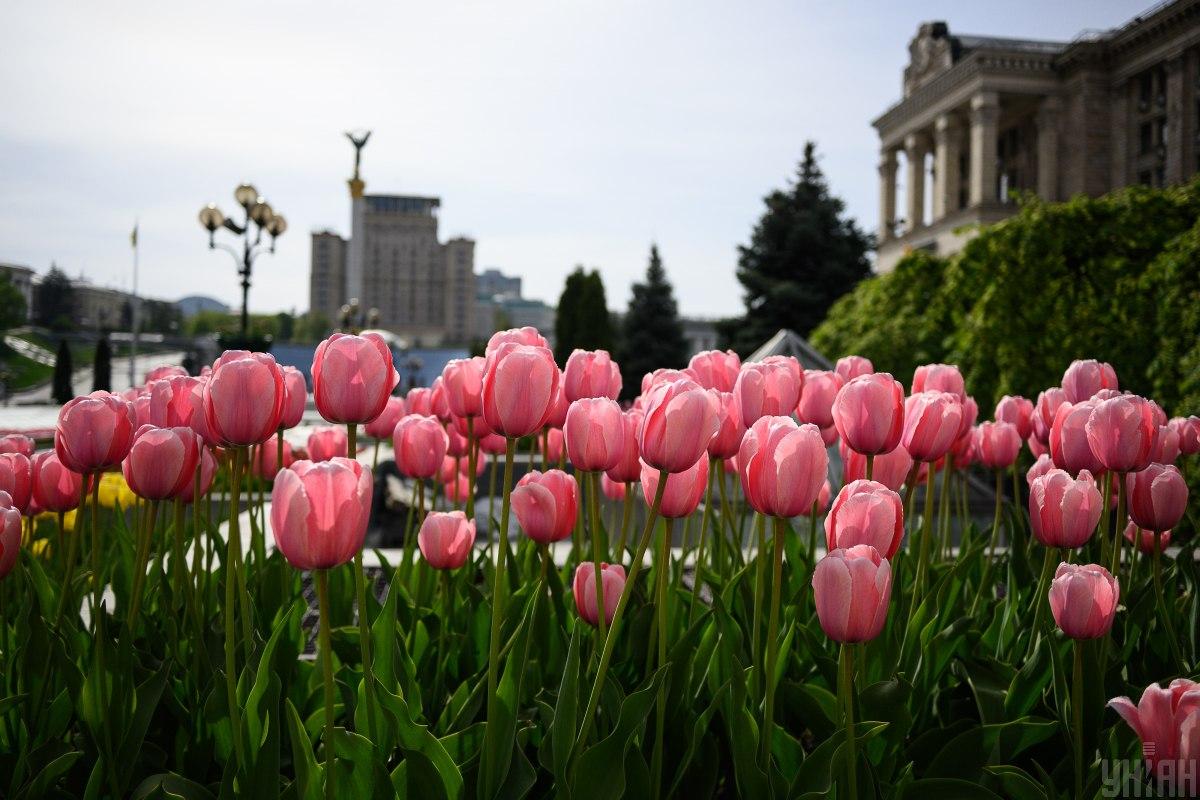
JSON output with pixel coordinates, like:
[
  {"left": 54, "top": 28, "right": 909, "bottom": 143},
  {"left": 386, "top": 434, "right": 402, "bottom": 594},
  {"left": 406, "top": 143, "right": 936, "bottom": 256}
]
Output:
[{"left": 198, "top": 182, "right": 287, "bottom": 342}]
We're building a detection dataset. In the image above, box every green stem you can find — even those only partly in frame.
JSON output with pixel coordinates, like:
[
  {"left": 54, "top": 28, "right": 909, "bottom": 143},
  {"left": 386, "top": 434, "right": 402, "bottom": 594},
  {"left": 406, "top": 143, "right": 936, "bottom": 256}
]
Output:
[
  {"left": 1025, "top": 547, "right": 1056, "bottom": 659},
  {"left": 466, "top": 417, "right": 476, "bottom": 522},
  {"left": 807, "top": 501, "right": 819, "bottom": 570},
  {"left": 1072, "top": 640, "right": 1084, "bottom": 799},
  {"left": 483, "top": 438, "right": 517, "bottom": 792},
  {"left": 348, "top": 423, "right": 378, "bottom": 743},
  {"left": 1153, "top": 531, "right": 1185, "bottom": 671},
  {"left": 750, "top": 513, "right": 767, "bottom": 696},
  {"left": 574, "top": 471, "right": 669, "bottom": 757},
  {"left": 126, "top": 499, "right": 159, "bottom": 634},
  {"left": 54, "top": 510, "right": 78, "bottom": 629},
  {"left": 401, "top": 480, "right": 419, "bottom": 576},
  {"left": 87, "top": 474, "right": 101, "bottom": 619},
  {"left": 1098, "top": 472, "right": 1112, "bottom": 575},
  {"left": 617, "top": 486, "right": 634, "bottom": 560},
  {"left": 651, "top": 517, "right": 673, "bottom": 800},
  {"left": 866, "top": 453, "right": 874, "bottom": 482},
  {"left": 913, "top": 464, "right": 936, "bottom": 609},
  {"left": 316, "top": 569, "right": 336, "bottom": 800},
  {"left": 761, "top": 515, "right": 786, "bottom": 768},
  {"left": 971, "top": 470, "right": 1005, "bottom": 615},
  {"left": 1109, "top": 472, "right": 1125, "bottom": 581},
  {"left": 224, "top": 449, "right": 246, "bottom": 765},
  {"left": 840, "top": 643, "right": 858, "bottom": 800},
  {"left": 588, "top": 472, "right": 608, "bottom": 644},
  {"left": 689, "top": 463, "right": 716, "bottom": 625}
]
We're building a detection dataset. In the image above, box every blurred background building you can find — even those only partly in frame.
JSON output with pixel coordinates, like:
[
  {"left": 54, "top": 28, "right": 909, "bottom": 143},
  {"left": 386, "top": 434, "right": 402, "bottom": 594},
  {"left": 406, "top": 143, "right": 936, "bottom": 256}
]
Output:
[{"left": 876, "top": 0, "right": 1200, "bottom": 271}]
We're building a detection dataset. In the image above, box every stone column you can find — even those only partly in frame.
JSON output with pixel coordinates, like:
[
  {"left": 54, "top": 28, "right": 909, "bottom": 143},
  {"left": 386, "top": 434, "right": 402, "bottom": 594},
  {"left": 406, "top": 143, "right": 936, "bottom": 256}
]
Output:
[
  {"left": 878, "top": 148, "right": 898, "bottom": 242},
  {"left": 1165, "top": 54, "right": 1186, "bottom": 184},
  {"left": 1110, "top": 80, "right": 1129, "bottom": 189},
  {"left": 1036, "top": 96, "right": 1060, "bottom": 202},
  {"left": 969, "top": 91, "right": 1000, "bottom": 206},
  {"left": 904, "top": 131, "right": 930, "bottom": 232},
  {"left": 933, "top": 113, "right": 961, "bottom": 220}
]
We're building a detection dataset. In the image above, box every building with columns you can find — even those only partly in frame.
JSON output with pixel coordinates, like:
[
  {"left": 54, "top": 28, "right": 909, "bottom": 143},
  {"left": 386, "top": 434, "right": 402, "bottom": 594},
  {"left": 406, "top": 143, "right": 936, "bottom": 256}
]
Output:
[{"left": 875, "top": 1, "right": 1200, "bottom": 272}]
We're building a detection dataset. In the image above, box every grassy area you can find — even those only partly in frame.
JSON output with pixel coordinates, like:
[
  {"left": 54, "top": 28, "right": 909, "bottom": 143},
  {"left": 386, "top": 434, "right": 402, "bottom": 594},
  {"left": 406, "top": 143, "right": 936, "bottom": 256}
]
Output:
[{"left": 0, "top": 345, "right": 53, "bottom": 391}]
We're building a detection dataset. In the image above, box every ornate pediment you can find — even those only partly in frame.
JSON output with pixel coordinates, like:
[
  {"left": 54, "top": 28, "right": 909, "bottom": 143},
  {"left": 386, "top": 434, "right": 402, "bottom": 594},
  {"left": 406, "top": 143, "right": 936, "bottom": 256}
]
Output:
[{"left": 904, "top": 22, "right": 956, "bottom": 97}]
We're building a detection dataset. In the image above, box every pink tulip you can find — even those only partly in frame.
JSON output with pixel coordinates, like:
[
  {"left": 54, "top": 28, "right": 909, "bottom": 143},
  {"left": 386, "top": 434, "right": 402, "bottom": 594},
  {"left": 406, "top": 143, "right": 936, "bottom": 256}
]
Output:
[
  {"left": 429, "top": 379, "right": 450, "bottom": 422},
  {"left": 1050, "top": 401, "right": 1105, "bottom": 475},
  {"left": 442, "top": 357, "right": 486, "bottom": 419},
  {"left": 902, "top": 391, "right": 963, "bottom": 463},
  {"left": 419, "top": 511, "right": 475, "bottom": 569},
  {"left": 563, "top": 349, "right": 621, "bottom": 402},
  {"left": 122, "top": 425, "right": 202, "bottom": 501},
  {"left": 840, "top": 440, "right": 913, "bottom": 492},
  {"left": 145, "top": 365, "right": 187, "bottom": 383},
  {"left": 203, "top": 351, "right": 286, "bottom": 447},
  {"left": 147, "top": 375, "right": 204, "bottom": 429},
  {"left": 1029, "top": 468, "right": 1103, "bottom": 549},
  {"left": 280, "top": 366, "right": 307, "bottom": 430},
  {"left": 995, "top": 395, "right": 1035, "bottom": 440},
  {"left": 1049, "top": 562, "right": 1118, "bottom": 639},
  {"left": 911, "top": 363, "right": 965, "bottom": 401},
  {"left": 511, "top": 469, "right": 578, "bottom": 544},
  {"left": 312, "top": 333, "right": 400, "bottom": 424},
  {"left": 31, "top": 451, "right": 83, "bottom": 512},
  {"left": 1151, "top": 424, "right": 1181, "bottom": 465},
  {"left": 405, "top": 387, "right": 432, "bottom": 417},
  {"left": 486, "top": 326, "right": 549, "bottom": 354},
  {"left": 55, "top": 391, "right": 137, "bottom": 473},
  {"left": 544, "top": 382, "right": 569, "bottom": 430},
  {"left": 364, "top": 396, "right": 406, "bottom": 441},
  {"left": 438, "top": 456, "right": 463, "bottom": 486},
  {"left": 817, "top": 479, "right": 833, "bottom": 513},
  {"left": 734, "top": 361, "right": 802, "bottom": 427},
  {"left": 951, "top": 426, "right": 978, "bottom": 467},
  {"left": 834, "top": 355, "right": 874, "bottom": 382},
  {"left": 255, "top": 438, "right": 293, "bottom": 479},
  {"left": 1124, "top": 520, "right": 1171, "bottom": 555},
  {"left": 446, "top": 425, "right": 470, "bottom": 458},
  {"left": 393, "top": 415, "right": 449, "bottom": 479},
  {"left": 270, "top": 457, "right": 372, "bottom": 569},
  {"left": 539, "top": 427, "right": 565, "bottom": 464},
  {"left": 443, "top": 473, "right": 472, "bottom": 505},
  {"left": 1062, "top": 359, "right": 1118, "bottom": 403},
  {"left": 1085, "top": 395, "right": 1156, "bottom": 474},
  {"left": 452, "top": 412, "right": 493, "bottom": 441},
  {"left": 687, "top": 349, "right": 741, "bottom": 392},
  {"left": 641, "top": 368, "right": 691, "bottom": 395},
  {"left": 812, "top": 545, "right": 892, "bottom": 643},
  {"left": 0, "top": 453, "right": 32, "bottom": 514},
  {"left": 832, "top": 373, "right": 905, "bottom": 456},
  {"left": 573, "top": 562, "right": 626, "bottom": 627},
  {"left": 640, "top": 455, "right": 708, "bottom": 519},
  {"left": 0, "top": 435, "right": 34, "bottom": 457},
  {"left": 564, "top": 398, "right": 625, "bottom": 472},
  {"left": 308, "top": 426, "right": 348, "bottom": 463},
  {"left": 133, "top": 393, "right": 153, "bottom": 429},
  {"left": 639, "top": 379, "right": 720, "bottom": 474},
  {"left": 1026, "top": 453, "right": 1055, "bottom": 487},
  {"left": 976, "top": 421, "right": 1021, "bottom": 469},
  {"left": 178, "top": 446, "right": 218, "bottom": 503},
  {"left": 1170, "top": 415, "right": 1200, "bottom": 456},
  {"left": 605, "top": 410, "right": 643, "bottom": 484},
  {"left": 1028, "top": 435, "right": 1048, "bottom": 459},
  {"left": 1126, "top": 463, "right": 1189, "bottom": 532},
  {"left": 825, "top": 480, "right": 904, "bottom": 558},
  {"left": 1109, "top": 679, "right": 1200, "bottom": 789},
  {"left": 797, "top": 370, "right": 844, "bottom": 429},
  {"left": 737, "top": 417, "right": 827, "bottom": 518},
  {"left": 600, "top": 474, "right": 626, "bottom": 501},
  {"left": 1033, "top": 387, "right": 1068, "bottom": 445},
  {"left": 707, "top": 390, "right": 744, "bottom": 460},
  {"left": 479, "top": 432, "right": 508, "bottom": 456},
  {"left": 0, "top": 492, "right": 22, "bottom": 580},
  {"left": 481, "top": 343, "right": 560, "bottom": 438}
]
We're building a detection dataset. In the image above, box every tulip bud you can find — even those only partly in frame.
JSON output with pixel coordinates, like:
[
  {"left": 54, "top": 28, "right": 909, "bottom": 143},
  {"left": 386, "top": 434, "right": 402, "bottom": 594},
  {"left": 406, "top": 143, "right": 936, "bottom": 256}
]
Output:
[
  {"left": 1049, "top": 562, "right": 1118, "bottom": 639},
  {"left": 147, "top": 376, "right": 203, "bottom": 429},
  {"left": 55, "top": 391, "right": 137, "bottom": 473},
  {"left": 1033, "top": 387, "right": 1068, "bottom": 446},
  {"left": 178, "top": 446, "right": 218, "bottom": 504},
  {"left": 600, "top": 473, "right": 627, "bottom": 501},
  {"left": 1085, "top": 395, "right": 1156, "bottom": 474},
  {"left": 573, "top": 562, "right": 626, "bottom": 627},
  {"left": 1151, "top": 424, "right": 1181, "bottom": 465},
  {"left": 825, "top": 480, "right": 904, "bottom": 558},
  {"left": 995, "top": 395, "right": 1035, "bottom": 440},
  {"left": 564, "top": 397, "right": 625, "bottom": 472},
  {"left": 0, "top": 453, "right": 32, "bottom": 514},
  {"left": 840, "top": 440, "right": 913, "bottom": 492},
  {"left": 1050, "top": 400, "right": 1105, "bottom": 476},
  {"left": 640, "top": 455, "right": 708, "bottom": 519},
  {"left": 1029, "top": 468, "right": 1103, "bottom": 549},
  {"left": 442, "top": 357, "right": 487, "bottom": 419},
  {"left": 976, "top": 421, "right": 1022, "bottom": 469},
  {"left": 486, "top": 326, "right": 549, "bottom": 354},
  {"left": 0, "top": 492, "right": 21, "bottom": 580},
  {"left": 364, "top": 396, "right": 406, "bottom": 441},
  {"left": 687, "top": 349, "right": 741, "bottom": 392},
  {"left": 734, "top": 360, "right": 803, "bottom": 427},
  {"left": 311, "top": 333, "right": 400, "bottom": 424},
  {"left": 32, "top": 450, "right": 83, "bottom": 512},
  {"left": 1025, "top": 453, "right": 1055, "bottom": 488},
  {"left": 604, "top": 410, "right": 643, "bottom": 484},
  {"left": 419, "top": 511, "right": 475, "bottom": 569},
  {"left": 1109, "top": 679, "right": 1200, "bottom": 790},
  {"left": 0, "top": 435, "right": 35, "bottom": 457},
  {"left": 797, "top": 370, "right": 844, "bottom": 430},
  {"left": 405, "top": 387, "right": 432, "bottom": 417},
  {"left": 1126, "top": 463, "right": 1189, "bottom": 533},
  {"left": 307, "top": 426, "right": 348, "bottom": 463},
  {"left": 122, "top": 425, "right": 202, "bottom": 501},
  {"left": 911, "top": 363, "right": 965, "bottom": 401},
  {"left": 1062, "top": 359, "right": 1118, "bottom": 403},
  {"left": 1170, "top": 415, "right": 1200, "bottom": 456},
  {"left": 393, "top": 415, "right": 449, "bottom": 479},
  {"left": 481, "top": 343, "right": 560, "bottom": 438},
  {"left": 539, "top": 427, "right": 565, "bottom": 465},
  {"left": 707, "top": 391, "right": 745, "bottom": 460},
  {"left": 834, "top": 355, "right": 873, "bottom": 382},
  {"left": 203, "top": 351, "right": 286, "bottom": 447},
  {"left": 563, "top": 349, "right": 621, "bottom": 402},
  {"left": 812, "top": 545, "right": 892, "bottom": 643},
  {"left": 832, "top": 373, "right": 905, "bottom": 456},
  {"left": 639, "top": 379, "right": 720, "bottom": 473},
  {"left": 270, "top": 458, "right": 372, "bottom": 569},
  {"left": 902, "top": 391, "right": 963, "bottom": 463},
  {"left": 511, "top": 469, "right": 578, "bottom": 544},
  {"left": 737, "top": 417, "right": 827, "bottom": 518},
  {"left": 1124, "top": 519, "right": 1170, "bottom": 556}
]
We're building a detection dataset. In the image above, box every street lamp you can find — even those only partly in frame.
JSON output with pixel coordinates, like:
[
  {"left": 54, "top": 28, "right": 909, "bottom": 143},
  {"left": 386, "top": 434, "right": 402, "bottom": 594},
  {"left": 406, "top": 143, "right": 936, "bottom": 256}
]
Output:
[{"left": 198, "top": 182, "right": 287, "bottom": 341}]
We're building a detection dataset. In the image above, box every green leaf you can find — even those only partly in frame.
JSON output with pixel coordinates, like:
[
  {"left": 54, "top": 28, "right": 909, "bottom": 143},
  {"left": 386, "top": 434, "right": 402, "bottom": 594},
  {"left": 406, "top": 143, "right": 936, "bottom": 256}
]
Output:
[
  {"left": 130, "top": 772, "right": 218, "bottom": 800},
  {"left": 284, "top": 699, "right": 322, "bottom": 800},
  {"left": 572, "top": 667, "right": 667, "bottom": 800},
  {"left": 983, "top": 765, "right": 1048, "bottom": 800},
  {"left": 899, "top": 778, "right": 1003, "bottom": 799},
  {"left": 546, "top": 625, "right": 581, "bottom": 788}
]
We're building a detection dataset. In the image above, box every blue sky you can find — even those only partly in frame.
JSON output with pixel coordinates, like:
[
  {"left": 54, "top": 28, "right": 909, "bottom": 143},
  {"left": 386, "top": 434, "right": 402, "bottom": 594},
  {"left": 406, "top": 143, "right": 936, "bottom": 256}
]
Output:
[{"left": 0, "top": 0, "right": 1144, "bottom": 319}]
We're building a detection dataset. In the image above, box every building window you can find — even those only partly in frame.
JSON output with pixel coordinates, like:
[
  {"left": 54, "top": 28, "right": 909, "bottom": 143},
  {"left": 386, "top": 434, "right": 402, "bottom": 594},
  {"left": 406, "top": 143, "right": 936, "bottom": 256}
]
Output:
[{"left": 1140, "top": 122, "right": 1154, "bottom": 155}]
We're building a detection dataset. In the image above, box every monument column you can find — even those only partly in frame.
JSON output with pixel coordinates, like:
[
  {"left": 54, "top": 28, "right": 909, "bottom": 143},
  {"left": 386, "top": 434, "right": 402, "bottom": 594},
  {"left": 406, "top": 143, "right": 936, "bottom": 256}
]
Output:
[
  {"left": 933, "top": 113, "right": 961, "bottom": 220},
  {"left": 969, "top": 91, "right": 1000, "bottom": 206},
  {"left": 1036, "top": 97, "right": 1060, "bottom": 201},
  {"left": 904, "top": 131, "right": 930, "bottom": 233},
  {"left": 878, "top": 148, "right": 898, "bottom": 242}
]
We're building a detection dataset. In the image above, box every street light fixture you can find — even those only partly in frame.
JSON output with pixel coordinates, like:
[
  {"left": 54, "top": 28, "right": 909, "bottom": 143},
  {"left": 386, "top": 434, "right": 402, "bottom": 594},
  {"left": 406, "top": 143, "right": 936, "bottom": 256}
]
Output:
[{"left": 197, "top": 183, "right": 287, "bottom": 342}]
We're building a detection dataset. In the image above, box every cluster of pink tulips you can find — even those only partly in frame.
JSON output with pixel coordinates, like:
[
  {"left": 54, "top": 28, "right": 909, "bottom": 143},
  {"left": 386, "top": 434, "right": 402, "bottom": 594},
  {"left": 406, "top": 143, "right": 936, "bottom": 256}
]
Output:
[{"left": 2, "top": 323, "right": 1200, "bottom": 798}]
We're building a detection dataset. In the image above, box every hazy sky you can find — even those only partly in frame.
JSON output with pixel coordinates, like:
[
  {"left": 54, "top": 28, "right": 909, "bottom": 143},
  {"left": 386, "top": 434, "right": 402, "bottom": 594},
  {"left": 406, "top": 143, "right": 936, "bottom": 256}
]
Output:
[{"left": 1, "top": 0, "right": 1144, "bottom": 319}]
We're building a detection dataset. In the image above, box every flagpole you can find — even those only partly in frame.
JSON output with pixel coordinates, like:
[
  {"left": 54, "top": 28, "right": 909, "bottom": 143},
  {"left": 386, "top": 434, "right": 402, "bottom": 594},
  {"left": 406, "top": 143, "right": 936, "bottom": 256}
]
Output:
[{"left": 130, "top": 221, "right": 139, "bottom": 389}]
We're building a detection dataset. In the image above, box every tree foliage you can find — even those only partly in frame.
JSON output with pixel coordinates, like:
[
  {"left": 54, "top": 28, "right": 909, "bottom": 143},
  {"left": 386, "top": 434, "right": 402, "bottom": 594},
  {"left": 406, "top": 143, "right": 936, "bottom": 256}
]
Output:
[
  {"left": 92, "top": 336, "right": 112, "bottom": 392},
  {"left": 721, "top": 141, "right": 872, "bottom": 354},
  {"left": 35, "top": 266, "right": 75, "bottom": 331},
  {"left": 812, "top": 180, "right": 1200, "bottom": 411},
  {"left": 52, "top": 338, "right": 73, "bottom": 404},
  {"left": 618, "top": 244, "right": 687, "bottom": 399},
  {"left": 554, "top": 266, "right": 613, "bottom": 365},
  {"left": 0, "top": 274, "right": 26, "bottom": 334}
]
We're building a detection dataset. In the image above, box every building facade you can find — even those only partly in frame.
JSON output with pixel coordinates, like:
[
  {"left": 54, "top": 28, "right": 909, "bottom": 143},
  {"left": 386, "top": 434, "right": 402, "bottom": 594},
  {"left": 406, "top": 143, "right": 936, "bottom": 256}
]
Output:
[
  {"left": 874, "top": 0, "right": 1200, "bottom": 271},
  {"left": 0, "top": 263, "right": 35, "bottom": 320},
  {"left": 310, "top": 146, "right": 477, "bottom": 346},
  {"left": 473, "top": 266, "right": 555, "bottom": 347}
]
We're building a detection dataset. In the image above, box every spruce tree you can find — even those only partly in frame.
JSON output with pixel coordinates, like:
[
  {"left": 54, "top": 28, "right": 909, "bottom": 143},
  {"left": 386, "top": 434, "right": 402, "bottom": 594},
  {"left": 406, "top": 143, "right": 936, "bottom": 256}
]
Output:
[
  {"left": 35, "top": 266, "right": 76, "bottom": 331},
  {"left": 554, "top": 268, "right": 585, "bottom": 365},
  {"left": 554, "top": 267, "right": 613, "bottom": 365},
  {"left": 93, "top": 336, "right": 112, "bottom": 392},
  {"left": 52, "top": 339, "right": 74, "bottom": 405},
  {"left": 719, "top": 141, "right": 872, "bottom": 354},
  {"left": 619, "top": 244, "right": 687, "bottom": 399}
]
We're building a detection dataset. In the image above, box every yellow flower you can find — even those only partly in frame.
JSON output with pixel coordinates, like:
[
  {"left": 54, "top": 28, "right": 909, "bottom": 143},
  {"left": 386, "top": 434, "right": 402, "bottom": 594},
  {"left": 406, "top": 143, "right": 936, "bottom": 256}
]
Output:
[
  {"left": 31, "top": 537, "right": 52, "bottom": 559},
  {"left": 36, "top": 509, "right": 77, "bottom": 532},
  {"left": 97, "top": 472, "right": 138, "bottom": 510}
]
